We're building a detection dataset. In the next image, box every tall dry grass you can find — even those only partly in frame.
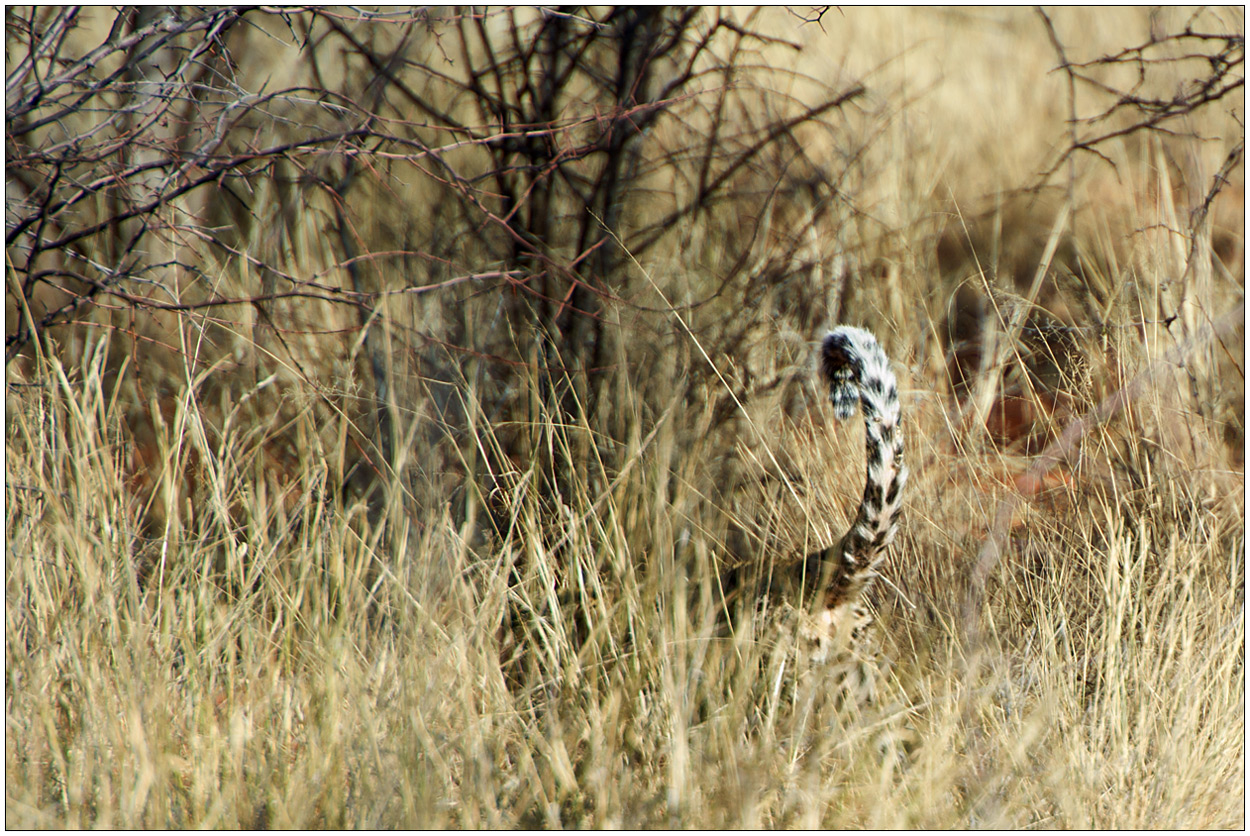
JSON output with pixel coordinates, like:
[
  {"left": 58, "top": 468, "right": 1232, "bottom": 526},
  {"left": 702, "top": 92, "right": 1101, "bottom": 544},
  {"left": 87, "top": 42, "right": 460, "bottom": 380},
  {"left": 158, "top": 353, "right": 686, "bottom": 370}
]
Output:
[{"left": 6, "top": 6, "right": 1244, "bottom": 828}]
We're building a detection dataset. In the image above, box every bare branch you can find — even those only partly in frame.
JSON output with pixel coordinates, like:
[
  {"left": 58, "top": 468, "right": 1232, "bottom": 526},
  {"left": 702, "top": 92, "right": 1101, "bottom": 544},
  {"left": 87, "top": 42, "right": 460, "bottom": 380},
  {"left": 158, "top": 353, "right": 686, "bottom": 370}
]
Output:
[{"left": 1038, "top": 12, "right": 1245, "bottom": 179}]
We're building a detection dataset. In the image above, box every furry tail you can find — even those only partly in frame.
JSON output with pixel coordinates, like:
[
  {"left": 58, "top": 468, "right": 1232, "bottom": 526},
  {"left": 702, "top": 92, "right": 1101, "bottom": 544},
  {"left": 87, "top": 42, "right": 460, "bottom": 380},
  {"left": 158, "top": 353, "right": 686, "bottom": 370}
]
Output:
[{"left": 811, "top": 326, "right": 908, "bottom": 612}]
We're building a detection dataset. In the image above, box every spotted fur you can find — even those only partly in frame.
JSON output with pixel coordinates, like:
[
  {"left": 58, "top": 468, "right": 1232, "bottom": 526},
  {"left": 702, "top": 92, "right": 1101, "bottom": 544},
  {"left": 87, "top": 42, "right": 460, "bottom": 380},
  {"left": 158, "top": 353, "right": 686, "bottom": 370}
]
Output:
[{"left": 808, "top": 326, "right": 908, "bottom": 642}]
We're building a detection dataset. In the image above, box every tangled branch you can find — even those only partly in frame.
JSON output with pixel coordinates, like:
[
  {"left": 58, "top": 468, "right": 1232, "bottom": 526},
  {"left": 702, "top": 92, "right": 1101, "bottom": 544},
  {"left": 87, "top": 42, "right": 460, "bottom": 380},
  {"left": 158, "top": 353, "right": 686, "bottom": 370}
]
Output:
[{"left": 1038, "top": 8, "right": 1245, "bottom": 177}]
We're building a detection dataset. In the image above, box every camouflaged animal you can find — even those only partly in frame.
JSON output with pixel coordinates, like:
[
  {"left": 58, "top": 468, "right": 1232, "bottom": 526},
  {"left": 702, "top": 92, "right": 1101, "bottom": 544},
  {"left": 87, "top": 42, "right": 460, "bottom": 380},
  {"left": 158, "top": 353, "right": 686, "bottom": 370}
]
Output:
[{"left": 786, "top": 326, "right": 909, "bottom": 658}]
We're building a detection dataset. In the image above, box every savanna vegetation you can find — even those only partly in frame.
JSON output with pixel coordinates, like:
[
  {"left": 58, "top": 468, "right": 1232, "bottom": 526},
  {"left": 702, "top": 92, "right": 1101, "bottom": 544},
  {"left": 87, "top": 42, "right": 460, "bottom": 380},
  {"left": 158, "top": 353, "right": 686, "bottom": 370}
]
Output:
[{"left": 6, "top": 6, "right": 1244, "bottom": 828}]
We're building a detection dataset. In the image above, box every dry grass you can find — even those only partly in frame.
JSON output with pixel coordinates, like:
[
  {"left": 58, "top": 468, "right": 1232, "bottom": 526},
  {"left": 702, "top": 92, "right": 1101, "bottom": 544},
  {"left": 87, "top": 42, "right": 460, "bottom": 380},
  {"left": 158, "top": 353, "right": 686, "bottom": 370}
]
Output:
[{"left": 5, "top": 6, "right": 1244, "bottom": 829}]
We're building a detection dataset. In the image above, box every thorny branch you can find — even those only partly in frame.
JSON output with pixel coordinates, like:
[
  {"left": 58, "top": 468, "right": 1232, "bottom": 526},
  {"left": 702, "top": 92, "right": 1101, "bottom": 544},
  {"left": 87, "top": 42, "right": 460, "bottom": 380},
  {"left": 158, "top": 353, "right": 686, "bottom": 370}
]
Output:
[
  {"left": 6, "top": 7, "right": 865, "bottom": 373},
  {"left": 1038, "top": 8, "right": 1244, "bottom": 178}
]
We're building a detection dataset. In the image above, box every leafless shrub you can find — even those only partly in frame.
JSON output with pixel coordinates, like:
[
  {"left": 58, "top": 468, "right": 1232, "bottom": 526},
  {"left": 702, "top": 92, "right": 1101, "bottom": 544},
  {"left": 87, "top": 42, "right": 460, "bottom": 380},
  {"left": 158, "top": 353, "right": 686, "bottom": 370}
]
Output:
[
  {"left": 1038, "top": 7, "right": 1243, "bottom": 177},
  {"left": 6, "top": 8, "right": 872, "bottom": 526}
]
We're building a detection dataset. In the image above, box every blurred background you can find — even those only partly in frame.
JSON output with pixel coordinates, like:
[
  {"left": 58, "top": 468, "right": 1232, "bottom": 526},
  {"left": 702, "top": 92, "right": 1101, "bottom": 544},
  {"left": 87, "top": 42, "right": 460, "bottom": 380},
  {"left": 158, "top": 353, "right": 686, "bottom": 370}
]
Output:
[{"left": 6, "top": 7, "right": 1244, "bottom": 828}]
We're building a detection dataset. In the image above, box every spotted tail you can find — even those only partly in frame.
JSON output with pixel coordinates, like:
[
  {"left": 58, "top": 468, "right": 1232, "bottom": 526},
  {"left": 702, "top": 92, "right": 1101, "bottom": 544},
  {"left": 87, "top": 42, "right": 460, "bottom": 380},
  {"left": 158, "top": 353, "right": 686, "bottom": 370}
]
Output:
[{"left": 810, "top": 326, "right": 908, "bottom": 612}]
